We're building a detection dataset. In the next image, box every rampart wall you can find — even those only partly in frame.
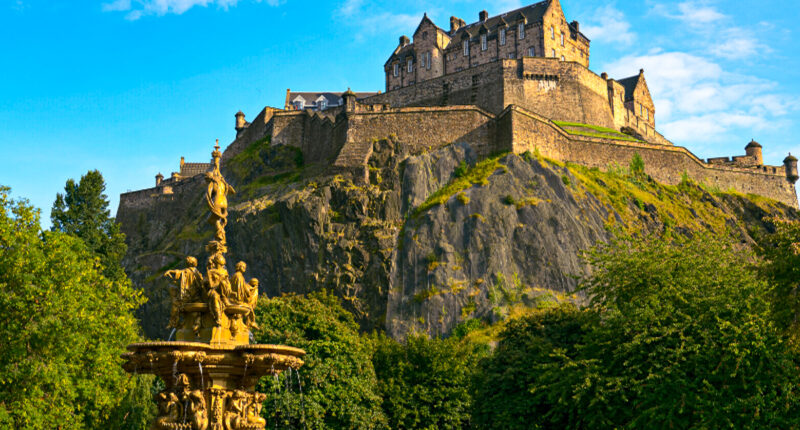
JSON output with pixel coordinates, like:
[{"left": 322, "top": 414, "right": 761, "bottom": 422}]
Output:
[{"left": 503, "top": 106, "right": 798, "bottom": 207}]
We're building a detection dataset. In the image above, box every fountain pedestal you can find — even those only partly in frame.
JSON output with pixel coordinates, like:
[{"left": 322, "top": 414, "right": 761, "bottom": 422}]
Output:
[{"left": 121, "top": 141, "right": 305, "bottom": 430}]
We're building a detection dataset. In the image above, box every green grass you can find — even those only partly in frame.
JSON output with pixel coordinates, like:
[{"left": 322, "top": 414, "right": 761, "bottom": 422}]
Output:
[
  {"left": 411, "top": 154, "right": 508, "bottom": 218},
  {"left": 552, "top": 120, "right": 642, "bottom": 142}
]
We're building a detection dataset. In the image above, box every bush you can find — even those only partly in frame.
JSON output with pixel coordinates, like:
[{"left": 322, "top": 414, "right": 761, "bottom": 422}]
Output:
[
  {"left": 254, "top": 290, "right": 388, "bottom": 429},
  {"left": 373, "top": 333, "right": 489, "bottom": 430}
]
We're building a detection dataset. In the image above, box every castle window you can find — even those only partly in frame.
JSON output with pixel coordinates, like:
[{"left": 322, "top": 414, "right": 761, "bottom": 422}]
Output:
[
  {"left": 551, "top": 49, "right": 556, "bottom": 58},
  {"left": 426, "top": 52, "right": 432, "bottom": 70},
  {"left": 393, "top": 63, "right": 399, "bottom": 77},
  {"left": 528, "top": 47, "right": 535, "bottom": 57},
  {"left": 561, "top": 55, "right": 565, "bottom": 61},
  {"left": 481, "top": 34, "right": 487, "bottom": 51},
  {"left": 561, "top": 33, "right": 565, "bottom": 46},
  {"left": 500, "top": 28, "right": 506, "bottom": 45},
  {"left": 422, "top": 31, "right": 428, "bottom": 40},
  {"left": 519, "top": 23, "right": 525, "bottom": 39},
  {"left": 463, "top": 40, "right": 469, "bottom": 56},
  {"left": 420, "top": 53, "right": 426, "bottom": 69},
  {"left": 407, "top": 59, "right": 413, "bottom": 73},
  {"left": 508, "top": 53, "right": 515, "bottom": 59},
  {"left": 550, "top": 26, "right": 555, "bottom": 39}
]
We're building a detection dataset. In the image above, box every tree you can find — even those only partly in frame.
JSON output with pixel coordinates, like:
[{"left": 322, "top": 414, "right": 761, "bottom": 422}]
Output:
[
  {"left": 51, "top": 170, "right": 127, "bottom": 282},
  {"left": 372, "top": 332, "right": 488, "bottom": 430},
  {"left": 253, "top": 290, "right": 388, "bottom": 429},
  {"left": 474, "top": 233, "right": 800, "bottom": 429},
  {"left": 757, "top": 217, "right": 800, "bottom": 335},
  {"left": 0, "top": 186, "right": 149, "bottom": 428}
]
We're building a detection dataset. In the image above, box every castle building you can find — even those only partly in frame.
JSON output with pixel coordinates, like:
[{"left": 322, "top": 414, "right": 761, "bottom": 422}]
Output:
[
  {"left": 120, "top": 0, "right": 799, "bottom": 210},
  {"left": 385, "top": 0, "right": 589, "bottom": 92},
  {"left": 284, "top": 90, "right": 378, "bottom": 112}
]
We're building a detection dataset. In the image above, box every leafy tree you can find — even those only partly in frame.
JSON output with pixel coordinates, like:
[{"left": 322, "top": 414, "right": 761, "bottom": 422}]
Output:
[
  {"left": 757, "top": 217, "right": 800, "bottom": 335},
  {"left": 0, "top": 186, "right": 149, "bottom": 429},
  {"left": 51, "top": 170, "right": 127, "bottom": 282},
  {"left": 475, "top": 233, "right": 800, "bottom": 429},
  {"left": 372, "top": 332, "right": 489, "bottom": 430},
  {"left": 253, "top": 290, "right": 388, "bottom": 429}
]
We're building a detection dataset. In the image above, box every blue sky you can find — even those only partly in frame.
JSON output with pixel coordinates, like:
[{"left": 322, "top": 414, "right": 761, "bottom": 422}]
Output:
[{"left": 2, "top": 0, "right": 799, "bottom": 227}]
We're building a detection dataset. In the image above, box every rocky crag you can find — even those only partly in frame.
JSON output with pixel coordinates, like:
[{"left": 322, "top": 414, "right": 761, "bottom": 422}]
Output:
[{"left": 118, "top": 137, "right": 797, "bottom": 340}]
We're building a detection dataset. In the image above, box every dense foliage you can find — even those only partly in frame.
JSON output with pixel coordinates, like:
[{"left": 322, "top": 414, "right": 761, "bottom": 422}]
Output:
[
  {"left": 758, "top": 217, "right": 800, "bottom": 335},
  {"left": 475, "top": 233, "right": 800, "bottom": 429},
  {"left": 0, "top": 186, "right": 148, "bottom": 428},
  {"left": 373, "top": 332, "right": 488, "bottom": 430},
  {"left": 253, "top": 290, "right": 388, "bottom": 429},
  {"left": 51, "top": 170, "right": 128, "bottom": 282}
]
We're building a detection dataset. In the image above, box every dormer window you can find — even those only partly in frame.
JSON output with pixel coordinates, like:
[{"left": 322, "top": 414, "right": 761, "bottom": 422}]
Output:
[
  {"left": 518, "top": 23, "right": 525, "bottom": 39},
  {"left": 319, "top": 99, "right": 327, "bottom": 110},
  {"left": 481, "top": 34, "right": 487, "bottom": 51},
  {"left": 393, "top": 63, "right": 399, "bottom": 77},
  {"left": 499, "top": 28, "right": 506, "bottom": 45},
  {"left": 293, "top": 100, "right": 304, "bottom": 110},
  {"left": 463, "top": 40, "right": 469, "bottom": 56},
  {"left": 407, "top": 58, "right": 413, "bottom": 73}
]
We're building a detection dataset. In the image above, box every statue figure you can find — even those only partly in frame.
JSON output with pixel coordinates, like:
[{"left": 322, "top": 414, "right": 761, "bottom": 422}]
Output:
[
  {"left": 244, "top": 278, "right": 260, "bottom": 330},
  {"left": 230, "top": 261, "right": 248, "bottom": 305},
  {"left": 207, "top": 253, "right": 232, "bottom": 327},
  {"left": 205, "top": 142, "right": 235, "bottom": 245},
  {"left": 246, "top": 393, "right": 267, "bottom": 427},
  {"left": 155, "top": 391, "right": 181, "bottom": 428},
  {"left": 224, "top": 390, "right": 249, "bottom": 429},
  {"left": 165, "top": 256, "right": 204, "bottom": 329}
]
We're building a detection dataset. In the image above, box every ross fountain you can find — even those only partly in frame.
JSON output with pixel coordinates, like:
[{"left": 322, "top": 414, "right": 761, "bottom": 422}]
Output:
[{"left": 121, "top": 141, "right": 305, "bottom": 430}]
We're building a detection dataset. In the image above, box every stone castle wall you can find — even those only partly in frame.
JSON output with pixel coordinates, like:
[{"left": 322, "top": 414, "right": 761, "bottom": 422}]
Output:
[{"left": 503, "top": 106, "right": 798, "bottom": 207}]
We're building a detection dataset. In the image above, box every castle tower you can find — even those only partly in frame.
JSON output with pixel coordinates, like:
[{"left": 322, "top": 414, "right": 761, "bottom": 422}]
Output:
[
  {"left": 235, "top": 110, "right": 247, "bottom": 136},
  {"left": 745, "top": 140, "right": 763, "bottom": 165},
  {"left": 784, "top": 154, "right": 798, "bottom": 184},
  {"left": 155, "top": 172, "right": 163, "bottom": 187},
  {"left": 342, "top": 88, "right": 357, "bottom": 113}
]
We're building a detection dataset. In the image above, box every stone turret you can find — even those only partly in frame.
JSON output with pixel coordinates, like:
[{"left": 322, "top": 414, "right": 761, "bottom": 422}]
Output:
[
  {"left": 235, "top": 110, "right": 247, "bottom": 137},
  {"left": 745, "top": 139, "right": 763, "bottom": 165},
  {"left": 342, "top": 88, "right": 357, "bottom": 113},
  {"left": 784, "top": 153, "right": 798, "bottom": 184},
  {"left": 155, "top": 172, "right": 163, "bottom": 187}
]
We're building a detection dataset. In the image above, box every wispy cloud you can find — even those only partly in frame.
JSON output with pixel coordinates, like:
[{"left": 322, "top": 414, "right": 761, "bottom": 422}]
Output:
[
  {"left": 653, "top": 1, "right": 726, "bottom": 26},
  {"left": 601, "top": 51, "right": 794, "bottom": 145},
  {"left": 102, "top": 0, "right": 284, "bottom": 20},
  {"left": 335, "top": 0, "right": 431, "bottom": 42},
  {"left": 580, "top": 5, "right": 636, "bottom": 46}
]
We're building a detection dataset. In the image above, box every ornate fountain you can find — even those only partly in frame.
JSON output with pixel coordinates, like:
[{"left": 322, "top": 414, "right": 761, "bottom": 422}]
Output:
[{"left": 122, "top": 141, "right": 305, "bottom": 430}]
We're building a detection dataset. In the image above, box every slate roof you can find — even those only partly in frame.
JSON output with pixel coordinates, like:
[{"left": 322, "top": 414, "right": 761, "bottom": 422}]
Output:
[
  {"left": 617, "top": 75, "right": 640, "bottom": 102},
  {"left": 179, "top": 162, "right": 212, "bottom": 177},
  {"left": 450, "top": 1, "right": 550, "bottom": 40},
  {"left": 286, "top": 91, "right": 379, "bottom": 110}
]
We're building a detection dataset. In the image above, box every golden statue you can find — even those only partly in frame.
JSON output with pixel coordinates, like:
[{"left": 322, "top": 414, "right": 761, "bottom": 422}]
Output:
[
  {"left": 122, "top": 141, "right": 305, "bottom": 430},
  {"left": 165, "top": 256, "right": 204, "bottom": 329},
  {"left": 205, "top": 140, "right": 235, "bottom": 245}
]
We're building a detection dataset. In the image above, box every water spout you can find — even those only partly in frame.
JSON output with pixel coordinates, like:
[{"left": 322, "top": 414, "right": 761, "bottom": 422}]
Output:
[
  {"left": 168, "top": 328, "right": 176, "bottom": 342},
  {"left": 198, "top": 362, "right": 204, "bottom": 390}
]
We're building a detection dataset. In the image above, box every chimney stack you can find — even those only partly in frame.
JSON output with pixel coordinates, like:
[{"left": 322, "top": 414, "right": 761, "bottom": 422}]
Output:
[
  {"left": 399, "top": 35, "right": 410, "bottom": 47},
  {"left": 450, "top": 16, "right": 465, "bottom": 34},
  {"left": 479, "top": 10, "right": 488, "bottom": 22},
  {"left": 155, "top": 173, "right": 163, "bottom": 187},
  {"left": 571, "top": 20, "right": 580, "bottom": 32}
]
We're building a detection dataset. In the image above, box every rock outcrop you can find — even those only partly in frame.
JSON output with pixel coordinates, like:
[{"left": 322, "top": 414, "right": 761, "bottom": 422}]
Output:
[{"left": 118, "top": 138, "right": 797, "bottom": 340}]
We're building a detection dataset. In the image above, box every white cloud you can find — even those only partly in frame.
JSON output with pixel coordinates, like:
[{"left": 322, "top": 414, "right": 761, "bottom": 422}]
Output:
[
  {"left": 653, "top": 1, "right": 726, "bottom": 26},
  {"left": 102, "top": 0, "right": 283, "bottom": 20},
  {"left": 711, "top": 32, "right": 767, "bottom": 60},
  {"left": 580, "top": 5, "right": 636, "bottom": 46},
  {"left": 601, "top": 52, "right": 794, "bottom": 145}
]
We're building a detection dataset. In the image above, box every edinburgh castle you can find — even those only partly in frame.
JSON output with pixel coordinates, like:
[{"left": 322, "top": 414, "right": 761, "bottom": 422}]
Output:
[{"left": 121, "top": 0, "right": 799, "bottom": 210}]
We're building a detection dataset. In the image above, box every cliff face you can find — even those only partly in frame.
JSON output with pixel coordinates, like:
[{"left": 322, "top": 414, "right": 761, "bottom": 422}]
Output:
[{"left": 118, "top": 138, "right": 797, "bottom": 340}]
